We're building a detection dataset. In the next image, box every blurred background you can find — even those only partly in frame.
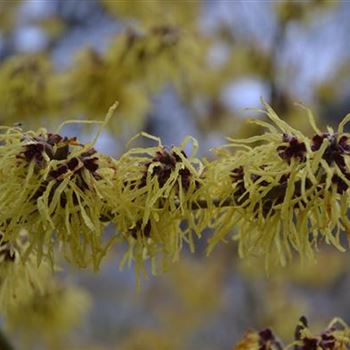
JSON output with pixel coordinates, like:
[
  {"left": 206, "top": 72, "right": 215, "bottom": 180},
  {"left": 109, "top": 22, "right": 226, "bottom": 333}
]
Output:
[{"left": 2, "top": 0, "right": 350, "bottom": 349}]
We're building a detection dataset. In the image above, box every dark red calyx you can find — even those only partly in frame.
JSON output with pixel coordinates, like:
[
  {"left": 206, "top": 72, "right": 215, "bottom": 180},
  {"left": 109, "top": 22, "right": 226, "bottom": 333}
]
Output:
[{"left": 277, "top": 134, "right": 307, "bottom": 163}]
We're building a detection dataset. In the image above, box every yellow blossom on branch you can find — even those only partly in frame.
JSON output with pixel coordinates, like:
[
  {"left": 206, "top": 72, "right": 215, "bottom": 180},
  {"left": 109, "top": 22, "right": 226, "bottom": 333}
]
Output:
[{"left": 206, "top": 103, "right": 350, "bottom": 269}]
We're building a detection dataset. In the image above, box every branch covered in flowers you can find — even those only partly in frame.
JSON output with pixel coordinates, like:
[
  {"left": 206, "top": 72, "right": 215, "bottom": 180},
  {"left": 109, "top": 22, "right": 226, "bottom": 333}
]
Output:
[
  {"left": 0, "top": 23, "right": 208, "bottom": 135},
  {"left": 1, "top": 103, "right": 350, "bottom": 277},
  {"left": 233, "top": 316, "right": 350, "bottom": 350}
]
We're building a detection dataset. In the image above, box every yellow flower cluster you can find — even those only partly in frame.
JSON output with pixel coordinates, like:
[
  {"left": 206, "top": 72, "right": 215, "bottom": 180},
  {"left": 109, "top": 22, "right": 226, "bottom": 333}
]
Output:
[
  {"left": 0, "top": 230, "right": 52, "bottom": 315},
  {"left": 0, "top": 121, "right": 117, "bottom": 269},
  {"left": 0, "top": 228, "right": 90, "bottom": 345},
  {"left": 65, "top": 24, "right": 207, "bottom": 133},
  {"left": 207, "top": 103, "right": 350, "bottom": 268},
  {"left": 113, "top": 134, "right": 205, "bottom": 276},
  {"left": 6, "top": 281, "right": 91, "bottom": 342},
  {"left": 234, "top": 317, "right": 350, "bottom": 350},
  {"left": 0, "top": 55, "right": 59, "bottom": 126}
]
